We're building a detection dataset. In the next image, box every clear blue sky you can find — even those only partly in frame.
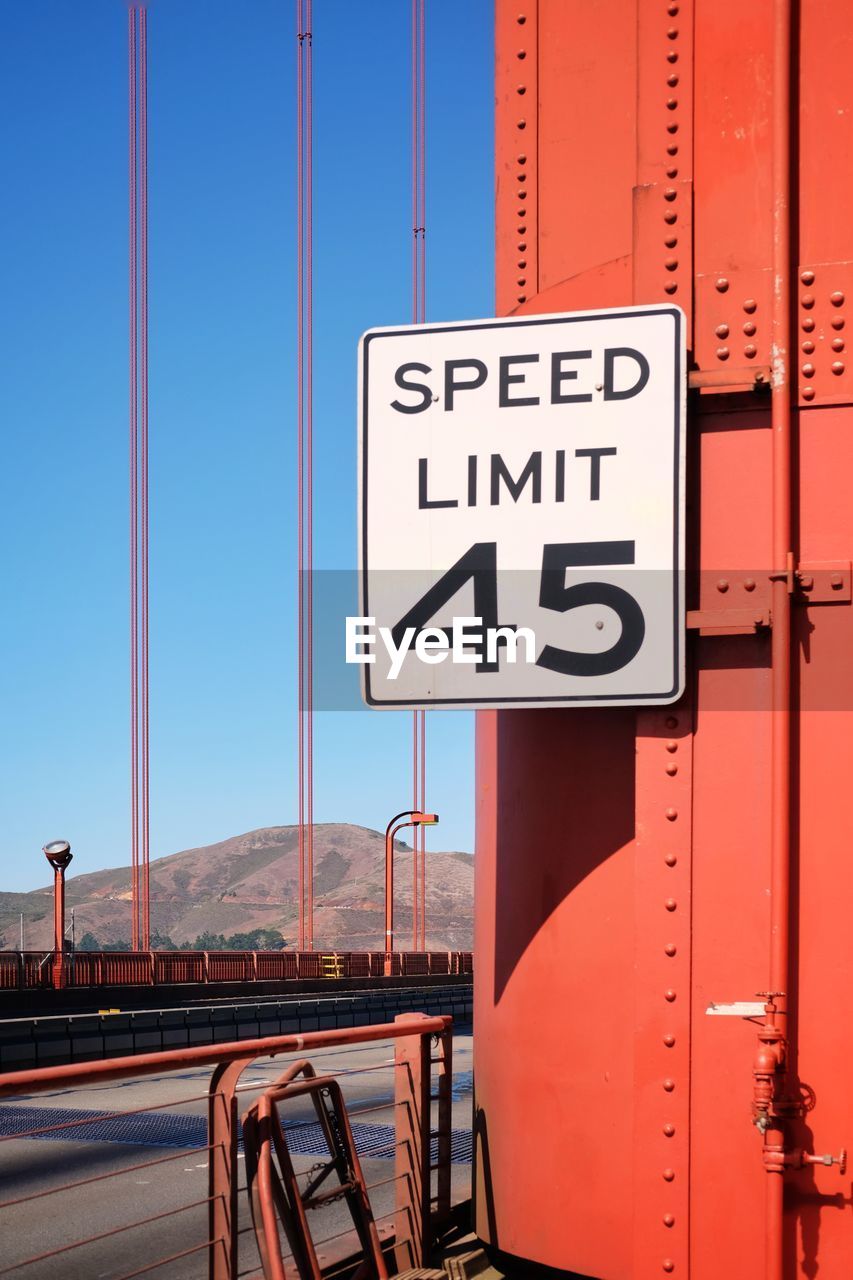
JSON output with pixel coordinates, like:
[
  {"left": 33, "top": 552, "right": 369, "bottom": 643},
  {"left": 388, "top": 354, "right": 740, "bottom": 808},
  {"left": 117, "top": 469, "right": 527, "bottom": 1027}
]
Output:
[{"left": 0, "top": 0, "right": 493, "bottom": 891}]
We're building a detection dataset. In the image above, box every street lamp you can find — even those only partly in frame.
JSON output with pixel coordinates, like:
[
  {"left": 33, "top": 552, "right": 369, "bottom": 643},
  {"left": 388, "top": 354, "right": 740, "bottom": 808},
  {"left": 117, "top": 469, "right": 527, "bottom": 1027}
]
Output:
[
  {"left": 43, "top": 840, "right": 73, "bottom": 990},
  {"left": 384, "top": 810, "right": 439, "bottom": 975}
]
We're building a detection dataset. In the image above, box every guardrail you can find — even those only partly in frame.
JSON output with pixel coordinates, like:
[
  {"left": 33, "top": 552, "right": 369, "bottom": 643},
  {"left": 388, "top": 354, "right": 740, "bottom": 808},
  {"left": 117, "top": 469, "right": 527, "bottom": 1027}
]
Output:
[
  {"left": 0, "top": 1012, "right": 454, "bottom": 1278},
  {"left": 0, "top": 949, "right": 473, "bottom": 991}
]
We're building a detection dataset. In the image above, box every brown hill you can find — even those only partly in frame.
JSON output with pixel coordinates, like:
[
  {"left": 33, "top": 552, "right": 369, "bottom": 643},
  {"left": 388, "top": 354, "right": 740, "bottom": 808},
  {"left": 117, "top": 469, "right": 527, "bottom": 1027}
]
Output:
[{"left": 0, "top": 824, "right": 473, "bottom": 952}]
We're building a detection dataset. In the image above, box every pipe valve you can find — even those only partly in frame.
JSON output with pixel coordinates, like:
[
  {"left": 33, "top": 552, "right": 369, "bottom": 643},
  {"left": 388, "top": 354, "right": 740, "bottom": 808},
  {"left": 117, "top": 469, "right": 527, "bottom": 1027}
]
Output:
[{"left": 802, "top": 1148, "right": 847, "bottom": 1175}]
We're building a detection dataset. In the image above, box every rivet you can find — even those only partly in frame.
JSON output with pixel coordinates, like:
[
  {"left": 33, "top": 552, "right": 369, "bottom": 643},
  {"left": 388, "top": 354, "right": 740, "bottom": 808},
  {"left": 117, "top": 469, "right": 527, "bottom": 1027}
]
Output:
[
  {"left": 832, "top": 361, "right": 845, "bottom": 374},
  {"left": 517, "top": 49, "right": 527, "bottom": 59},
  {"left": 743, "top": 321, "right": 756, "bottom": 336},
  {"left": 665, "top": 808, "right": 678, "bottom": 821},
  {"left": 665, "top": 943, "right": 677, "bottom": 956},
  {"left": 664, "top": 282, "right": 678, "bottom": 294},
  {"left": 666, "top": 122, "right": 679, "bottom": 134},
  {"left": 517, "top": 119, "right": 526, "bottom": 129},
  {"left": 663, "top": 1262, "right": 675, "bottom": 1274},
  {"left": 517, "top": 154, "right": 527, "bottom": 164},
  {"left": 800, "top": 270, "right": 815, "bottom": 285},
  {"left": 802, "top": 362, "right": 815, "bottom": 377},
  {"left": 716, "top": 277, "right": 729, "bottom": 292},
  {"left": 667, "top": 74, "right": 679, "bottom": 87},
  {"left": 667, "top": 28, "right": 679, "bottom": 38},
  {"left": 517, "top": 295, "right": 526, "bottom": 303},
  {"left": 831, "top": 316, "right": 845, "bottom": 330},
  {"left": 664, "top": 853, "right": 678, "bottom": 867},
  {"left": 831, "top": 573, "right": 844, "bottom": 588},
  {"left": 665, "top": 258, "right": 678, "bottom": 271},
  {"left": 664, "top": 1034, "right": 676, "bottom": 1047},
  {"left": 517, "top": 85, "right": 526, "bottom": 94},
  {"left": 745, "top": 344, "right": 757, "bottom": 358},
  {"left": 518, "top": 241, "right": 527, "bottom": 251},
  {"left": 667, "top": 50, "right": 678, "bottom": 63},
  {"left": 717, "top": 578, "right": 729, "bottom": 592},
  {"left": 666, "top": 99, "right": 678, "bottom": 111},
  {"left": 664, "top": 188, "right": 678, "bottom": 201},
  {"left": 666, "top": 167, "right": 678, "bottom": 178},
  {"left": 666, "top": 716, "right": 678, "bottom": 728},
  {"left": 665, "top": 898, "right": 677, "bottom": 910},
  {"left": 664, "top": 1123, "right": 676, "bottom": 1136},
  {"left": 802, "top": 386, "right": 815, "bottom": 401},
  {"left": 663, "top": 1079, "right": 676, "bottom": 1092},
  {"left": 715, "top": 324, "right": 729, "bottom": 338},
  {"left": 666, "top": 143, "right": 678, "bottom": 156},
  {"left": 801, "top": 293, "right": 815, "bottom": 308},
  {"left": 717, "top": 346, "right": 730, "bottom": 360},
  {"left": 800, "top": 575, "right": 814, "bottom": 591},
  {"left": 832, "top": 337, "right": 844, "bottom": 351},
  {"left": 518, "top": 259, "right": 527, "bottom": 268},
  {"left": 665, "top": 740, "right": 678, "bottom": 752},
  {"left": 802, "top": 340, "right": 815, "bottom": 354},
  {"left": 663, "top": 1168, "right": 676, "bottom": 1182},
  {"left": 665, "top": 762, "right": 678, "bottom": 776},
  {"left": 517, "top": 225, "right": 527, "bottom": 234},
  {"left": 802, "top": 316, "right": 815, "bottom": 331},
  {"left": 517, "top": 13, "right": 526, "bottom": 22},
  {"left": 519, "top": 190, "right": 528, "bottom": 199},
  {"left": 831, "top": 291, "right": 845, "bottom": 306},
  {"left": 665, "top": 989, "right": 677, "bottom": 1002},
  {"left": 664, "top": 210, "right": 677, "bottom": 225},
  {"left": 744, "top": 578, "right": 756, "bottom": 592},
  {"left": 663, "top": 1215, "right": 676, "bottom": 1228},
  {"left": 743, "top": 298, "right": 757, "bottom": 313},
  {"left": 517, "top": 173, "right": 526, "bottom": 182},
  {"left": 664, "top": 235, "right": 678, "bottom": 249},
  {"left": 517, "top": 278, "right": 526, "bottom": 286},
  {"left": 668, "top": 3, "right": 679, "bottom": 13}
]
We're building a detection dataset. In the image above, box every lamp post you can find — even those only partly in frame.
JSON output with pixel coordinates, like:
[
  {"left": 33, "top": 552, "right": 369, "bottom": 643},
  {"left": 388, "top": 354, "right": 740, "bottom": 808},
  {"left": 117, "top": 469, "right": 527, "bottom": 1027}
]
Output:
[
  {"left": 43, "top": 840, "right": 73, "bottom": 990},
  {"left": 384, "top": 810, "right": 439, "bottom": 975}
]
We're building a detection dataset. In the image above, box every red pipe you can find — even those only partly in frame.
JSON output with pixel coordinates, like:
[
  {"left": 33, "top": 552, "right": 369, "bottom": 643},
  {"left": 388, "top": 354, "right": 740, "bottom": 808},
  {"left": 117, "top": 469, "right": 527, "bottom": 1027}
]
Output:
[{"left": 765, "top": 0, "right": 793, "bottom": 1274}]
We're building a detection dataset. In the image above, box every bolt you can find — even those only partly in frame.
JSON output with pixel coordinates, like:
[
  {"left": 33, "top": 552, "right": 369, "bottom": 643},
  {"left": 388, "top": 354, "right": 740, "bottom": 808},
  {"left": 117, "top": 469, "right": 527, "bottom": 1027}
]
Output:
[
  {"left": 743, "top": 298, "right": 757, "bottom": 313},
  {"left": 667, "top": 73, "right": 679, "bottom": 86},
  {"left": 664, "top": 188, "right": 678, "bottom": 201},
  {"left": 717, "top": 346, "right": 730, "bottom": 360},
  {"left": 663, "top": 1168, "right": 676, "bottom": 1182},
  {"left": 744, "top": 321, "right": 757, "bottom": 336},
  {"left": 832, "top": 360, "right": 845, "bottom": 374},
  {"left": 517, "top": 295, "right": 526, "bottom": 304},
  {"left": 664, "top": 1034, "right": 676, "bottom": 1047},
  {"left": 745, "top": 344, "right": 757, "bottom": 358},
  {"left": 831, "top": 574, "right": 844, "bottom": 589},
  {"left": 517, "top": 153, "right": 527, "bottom": 163},
  {"left": 803, "top": 386, "right": 816, "bottom": 401},
  {"left": 665, "top": 740, "right": 678, "bottom": 752},
  {"left": 664, "top": 235, "right": 678, "bottom": 249},
  {"left": 517, "top": 119, "right": 526, "bottom": 129},
  {"left": 717, "top": 578, "right": 729, "bottom": 592},
  {"left": 802, "top": 340, "right": 815, "bottom": 354},
  {"left": 517, "top": 85, "right": 526, "bottom": 94},
  {"left": 716, "top": 277, "right": 729, "bottom": 292},
  {"left": 666, "top": 99, "right": 678, "bottom": 111},
  {"left": 801, "top": 270, "right": 815, "bottom": 285},
  {"left": 831, "top": 291, "right": 845, "bottom": 306},
  {"left": 663, "top": 1262, "right": 675, "bottom": 1274},
  {"left": 802, "top": 293, "right": 815, "bottom": 308},
  {"left": 518, "top": 259, "right": 527, "bottom": 269},
  {"left": 832, "top": 337, "right": 844, "bottom": 351},
  {"left": 665, "top": 989, "right": 677, "bottom": 1002},
  {"left": 665, "top": 898, "right": 677, "bottom": 911},
  {"left": 744, "top": 578, "right": 756, "bottom": 591},
  {"left": 517, "top": 172, "right": 526, "bottom": 181},
  {"left": 518, "top": 241, "right": 527, "bottom": 251},
  {"left": 663, "top": 1215, "right": 676, "bottom": 1228},
  {"left": 664, "top": 1123, "right": 676, "bottom": 1136},
  {"left": 666, "top": 143, "right": 678, "bottom": 155},
  {"left": 517, "top": 278, "right": 526, "bottom": 286},
  {"left": 664, "top": 210, "right": 677, "bottom": 225},
  {"left": 518, "top": 190, "right": 527, "bottom": 199},
  {"left": 664, "top": 853, "right": 678, "bottom": 867},
  {"left": 517, "top": 13, "right": 526, "bottom": 22},
  {"left": 517, "top": 224, "right": 527, "bottom": 234},
  {"left": 665, "top": 943, "right": 677, "bottom": 956},
  {"left": 666, "top": 167, "right": 678, "bottom": 179},
  {"left": 517, "top": 49, "right": 527, "bottom": 59},
  {"left": 831, "top": 316, "right": 845, "bottom": 330},
  {"left": 665, "top": 808, "right": 678, "bottom": 821},
  {"left": 663, "top": 1078, "right": 676, "bottom": 1092},
  {"left": 664, "top": 282, "right": 678, "bottom": 294},
  {"left": 667, "top": 50, "right": 678, "bottom": 62},
  {"left": 716, "top": 324, "right": 729, "bottom": 338},
  {"left": 802, "top": 362, "right": 816, "bottom": 377},
  {"left": 802, "top": 316, "right": 816, "bottom": 331},
  {"left": 799, "top": 575, "right": 814, "bottom": 591},
  {"left": 665, "top": 762, "right": 678, "bottom": 776}
]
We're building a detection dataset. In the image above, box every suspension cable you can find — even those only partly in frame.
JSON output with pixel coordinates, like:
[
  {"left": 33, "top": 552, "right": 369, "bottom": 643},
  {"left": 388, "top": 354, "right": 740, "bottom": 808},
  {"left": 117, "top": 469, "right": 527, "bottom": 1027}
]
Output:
[
  {"left": 296, "top": 0, "right": 314, "bottom": 950},
  {"left": 128, "top": 7, "right": 139, "bottom": 952},
  {"left": 139, "top": 6, "right": 150, "bottom": 953}
]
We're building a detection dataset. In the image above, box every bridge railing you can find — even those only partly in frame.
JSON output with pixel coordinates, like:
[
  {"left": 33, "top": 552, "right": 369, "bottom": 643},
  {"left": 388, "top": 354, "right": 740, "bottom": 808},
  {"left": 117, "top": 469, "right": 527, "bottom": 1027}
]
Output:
[
  {"left": 0, "top": 1012, "right": 455, "bottom": 1280},
  {"left": 0, "top": 948, "right": 473, "bottom": 990}
]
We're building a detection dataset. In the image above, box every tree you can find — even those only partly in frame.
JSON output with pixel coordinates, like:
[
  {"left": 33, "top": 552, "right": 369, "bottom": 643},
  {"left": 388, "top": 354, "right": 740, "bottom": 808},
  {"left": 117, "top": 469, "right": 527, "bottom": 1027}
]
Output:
[
  {"left": 102, "top": 938, "right": 131, "bottom": 952},
  {"left": 150, "top": 931, "right": 177, "bottom": 951},
  {"left": 78, "top": 931, "right": 101, "bottom": 951}
]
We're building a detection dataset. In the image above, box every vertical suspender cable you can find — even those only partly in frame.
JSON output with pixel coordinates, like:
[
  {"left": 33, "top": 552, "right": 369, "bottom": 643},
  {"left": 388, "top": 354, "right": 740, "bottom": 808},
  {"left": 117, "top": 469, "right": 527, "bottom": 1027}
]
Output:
[
  {"left": 128, "top": 8, "right": 140, "bottom": 952},
  {"left": 296, "top": 0, "right": 314, "bottom": 949},
  {"left": 410, "top": 0, "right": 428, "bottom": 951},
  {"left": 139, "top": 6, "right": 151, "bottom": 953}
]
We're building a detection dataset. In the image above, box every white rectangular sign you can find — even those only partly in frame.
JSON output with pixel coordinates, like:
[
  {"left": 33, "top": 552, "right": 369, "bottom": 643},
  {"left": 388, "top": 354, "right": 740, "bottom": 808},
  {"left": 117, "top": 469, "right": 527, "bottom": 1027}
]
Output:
[{"left": 357, "top": 305, "right": 686, "bottom": 708}]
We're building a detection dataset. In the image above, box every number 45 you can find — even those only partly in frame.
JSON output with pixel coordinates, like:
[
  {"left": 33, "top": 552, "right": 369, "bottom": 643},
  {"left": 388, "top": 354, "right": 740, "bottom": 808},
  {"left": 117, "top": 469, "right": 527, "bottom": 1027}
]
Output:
[{"left": 390, "top": 540, "right": 646, "bottom": 677}]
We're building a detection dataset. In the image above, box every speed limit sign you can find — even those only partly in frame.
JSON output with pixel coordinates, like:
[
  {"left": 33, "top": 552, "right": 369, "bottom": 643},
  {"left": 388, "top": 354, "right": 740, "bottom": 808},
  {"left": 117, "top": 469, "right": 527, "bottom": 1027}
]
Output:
[{"left": 356, "top": 305, "right": 686, "bottom": 709}]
